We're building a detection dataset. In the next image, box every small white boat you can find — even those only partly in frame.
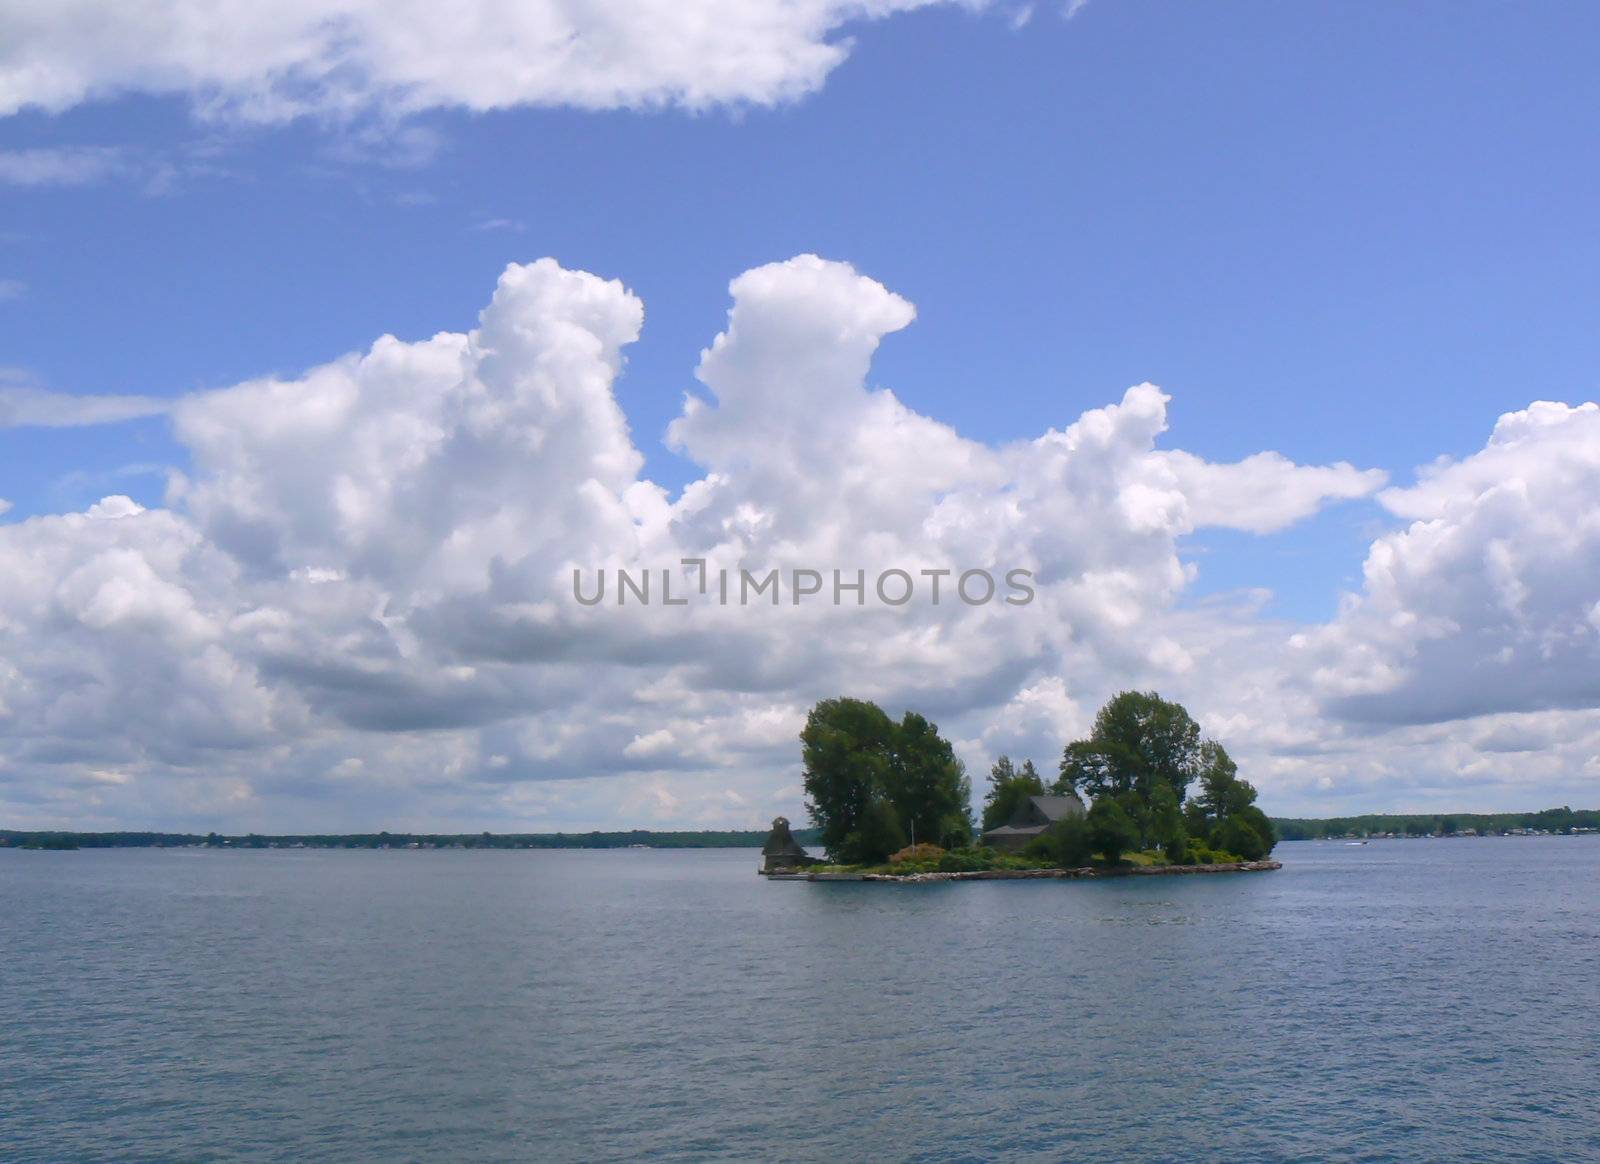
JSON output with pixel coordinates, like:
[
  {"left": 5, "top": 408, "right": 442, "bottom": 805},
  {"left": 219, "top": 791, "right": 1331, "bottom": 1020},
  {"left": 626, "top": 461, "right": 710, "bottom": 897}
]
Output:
[{"left": 1345, "top": 840, "right": 1368, "bottom": 846}]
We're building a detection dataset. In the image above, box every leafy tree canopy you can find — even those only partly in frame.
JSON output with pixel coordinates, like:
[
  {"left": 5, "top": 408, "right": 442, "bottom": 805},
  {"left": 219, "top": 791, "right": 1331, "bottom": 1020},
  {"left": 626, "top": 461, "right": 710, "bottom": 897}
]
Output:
[
  {"left": 981, "top": 755, "right": 1046, "bottom": 832},
  {"left": 1086, "top": 798, "right": 1141, "bottom": 865},
  {"left": 1056, "top": 690, "right": 1203, "bottom": 803},
  {"left": 802, "top": 697, "right": 973, "bottom": 860},
  {"left": 887, "top": 711, "right": 973, "bottom": 849},
  {"left": 1054, "top": 690, "right": 1275, "bottom": 860},
  {"left": 801, "top": 697, "right": 896, "bottom": 859}
]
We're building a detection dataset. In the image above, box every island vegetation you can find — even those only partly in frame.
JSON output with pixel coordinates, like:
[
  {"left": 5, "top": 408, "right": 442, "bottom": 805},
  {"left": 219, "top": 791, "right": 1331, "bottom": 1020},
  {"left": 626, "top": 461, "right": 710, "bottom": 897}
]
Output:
[
  {"left": 800, "top": 698, "right": 975, "bottom": 861},
  {"left": 800, "top": 690, "right": 1278, "bottom": 876}
]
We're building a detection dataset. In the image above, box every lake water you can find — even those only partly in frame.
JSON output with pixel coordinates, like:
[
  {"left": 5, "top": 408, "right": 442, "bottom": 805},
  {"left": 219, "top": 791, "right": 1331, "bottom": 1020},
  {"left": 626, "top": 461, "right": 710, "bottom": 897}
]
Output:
[{"left": 3, "top": 839, "right": 1597, "bottom": 1162}]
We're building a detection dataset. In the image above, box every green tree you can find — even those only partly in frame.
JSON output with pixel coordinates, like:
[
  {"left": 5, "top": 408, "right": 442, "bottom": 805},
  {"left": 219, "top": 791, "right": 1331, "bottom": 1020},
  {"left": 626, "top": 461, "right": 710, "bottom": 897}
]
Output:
[
  {"left": 1056, "top": 691, "right": 1204, "bottom": 805},
  {"left": 1057, "top": 737, "right": 1137, "bottom": 800},
  {"left": 842, "top": 797, "right": 907, "bottom": 864},
  {"left": 802, "top": 698, "right": 972, "bottom": 859},
  {"left": 982, "top": 754, "right": 1047, "bottom": 832},
  {"left": 1195, "top": 742, "right": 1254, "bottom": 821},
  {"left": 1147, "top": 782, "right": 1189, "bottom": 862},
  {"left": 1039, "top": 813, "right": 1094, "bottom": 867},
  {"left": 885, "top": 711, "right": 972, "bottom": 848},
  {"left": 1215, "top": 814, "right": 1268, "bottom": 861},
  {"left": 1086, "top": 798, "right": 1140, "bottom": 865},
  {"left": 1054, "top": 692, "right": 1275, "bottom": 861},
  {"left": 802, "top": 697, "right": 896, "bottom": 859},
  {"left": 1235, "top": 805, "right": 1276, "bottom": 857},
  {"left": 1188, "top": 742, "right": 1276, "bottom": 856}
]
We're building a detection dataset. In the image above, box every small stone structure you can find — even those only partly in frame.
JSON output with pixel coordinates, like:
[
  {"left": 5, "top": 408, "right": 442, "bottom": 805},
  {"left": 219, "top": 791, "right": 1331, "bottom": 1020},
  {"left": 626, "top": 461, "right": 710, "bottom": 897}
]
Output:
[{"left": 760, "top": 816, "right": 821, "bottom": 874}]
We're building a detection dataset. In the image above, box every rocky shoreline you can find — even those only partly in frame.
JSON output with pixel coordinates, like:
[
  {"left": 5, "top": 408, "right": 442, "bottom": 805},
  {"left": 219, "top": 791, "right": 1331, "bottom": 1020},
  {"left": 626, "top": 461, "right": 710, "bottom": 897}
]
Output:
[{"left": 765, "top": 859, "right": 1281, "bottom": 882}]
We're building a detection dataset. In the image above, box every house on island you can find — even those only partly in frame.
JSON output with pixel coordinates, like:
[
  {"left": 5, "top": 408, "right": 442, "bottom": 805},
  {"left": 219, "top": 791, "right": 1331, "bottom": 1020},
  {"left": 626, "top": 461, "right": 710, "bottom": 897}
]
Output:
[{"left": 981, "top": 792, "right": 1085, "bottom": 852}]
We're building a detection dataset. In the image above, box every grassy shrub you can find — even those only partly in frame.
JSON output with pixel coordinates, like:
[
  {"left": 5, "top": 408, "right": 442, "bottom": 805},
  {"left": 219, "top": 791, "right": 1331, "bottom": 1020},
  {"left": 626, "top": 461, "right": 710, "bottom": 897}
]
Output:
[
  {"left": 935, "top": 849, "right": 983, "bottom": 872},
  {"left": 935, "top": 847, "right": 999, "bottom": 872},
  {"left": 1020, "top": 815, "right": 1094, "bottom": 868},
  {"left": 859, "top": 847, "right": 1054, "bottom": 874},
  {"left": 1123, "top": 849, "right": 1169, "bottom": 867},
  {"left": 1086, "top": 799, "right": 1140, "bottom": 865},
  {"left": 890, "top": 843, "right": 946, "bottom": 865},
  {"left": 1020, "top": 836, "right": 1056, "bottom": 863},
  {"left": 813, "top": 846, "right": 1055, "bottom": 875},
  {"left": 1186, "top": 842, "right": 1246, "bottom": 865}
]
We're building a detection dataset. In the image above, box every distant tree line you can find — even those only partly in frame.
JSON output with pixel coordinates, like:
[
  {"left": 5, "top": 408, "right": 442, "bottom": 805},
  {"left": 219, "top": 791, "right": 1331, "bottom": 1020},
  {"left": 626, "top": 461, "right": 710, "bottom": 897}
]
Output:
[
  {"left": 0, "top": 828, "right": 821, "bottom": 850},
  {"left": 1273, "top": 807, "right": 1600, "bottom": 840}
]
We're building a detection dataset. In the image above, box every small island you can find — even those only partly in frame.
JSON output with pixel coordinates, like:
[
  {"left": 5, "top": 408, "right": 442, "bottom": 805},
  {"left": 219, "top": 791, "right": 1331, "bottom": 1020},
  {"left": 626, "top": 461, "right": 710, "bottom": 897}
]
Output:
[
  {"left": 763, "top": 690, "right": 1282, "bottom": 881},
  {"left": 17, "top": 835, "right": 80, "bottom": 851}
]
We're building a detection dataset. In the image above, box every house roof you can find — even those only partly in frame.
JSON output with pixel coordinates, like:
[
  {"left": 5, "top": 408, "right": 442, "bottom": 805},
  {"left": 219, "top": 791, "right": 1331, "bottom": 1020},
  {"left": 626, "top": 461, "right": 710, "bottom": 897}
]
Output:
[
  {"left": 980, "top": 791, "right": 1086, "bottom": 842},
  {"left": 1027, "top": 793, "right": 1084, "bottom": 822}
]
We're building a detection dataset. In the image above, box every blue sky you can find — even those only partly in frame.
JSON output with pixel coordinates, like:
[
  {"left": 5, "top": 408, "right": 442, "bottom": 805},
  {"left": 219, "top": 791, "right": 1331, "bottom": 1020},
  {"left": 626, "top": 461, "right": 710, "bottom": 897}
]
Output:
[{"left": 3, "top": 1, "right": 1600, "bottom": 828}]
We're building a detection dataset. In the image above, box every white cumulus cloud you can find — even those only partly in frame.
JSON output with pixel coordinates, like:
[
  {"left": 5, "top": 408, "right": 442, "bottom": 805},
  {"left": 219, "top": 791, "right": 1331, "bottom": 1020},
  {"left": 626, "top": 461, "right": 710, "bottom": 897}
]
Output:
[
  {"left": 0, "top": 0, "right": 978, "bottom": 123},
  {"left": 1296, "top": 400, "right": 1600, "bottom": 726},
  {"left": 14, "top": 253, "right": 1593, "bottom": 833}
]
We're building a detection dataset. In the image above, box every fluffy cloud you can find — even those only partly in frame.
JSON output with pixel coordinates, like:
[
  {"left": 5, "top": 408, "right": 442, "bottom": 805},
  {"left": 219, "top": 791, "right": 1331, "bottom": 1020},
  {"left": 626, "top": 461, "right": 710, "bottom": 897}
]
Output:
[
  {"left": 1296, "top": 401, "right": 1600, "bottom": 725},
  {"left": 0, "top": 498, "right": 285, "bottom": 781},
  {"left": 11, "top": 253, "right": 1593, "bottom": 833},
  {"left": 0, "top": 0, "right": 972, "bottom": 123},
  {"left": 1158, "top": 450, "right": 1385, "bottom": 535}
]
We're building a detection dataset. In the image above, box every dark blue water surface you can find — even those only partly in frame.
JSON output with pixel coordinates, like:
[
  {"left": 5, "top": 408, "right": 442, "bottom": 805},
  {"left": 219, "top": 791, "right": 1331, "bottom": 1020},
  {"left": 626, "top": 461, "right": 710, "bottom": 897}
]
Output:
[{"left": 3, "top": 839, "right": 1598, "bottom": 1162}]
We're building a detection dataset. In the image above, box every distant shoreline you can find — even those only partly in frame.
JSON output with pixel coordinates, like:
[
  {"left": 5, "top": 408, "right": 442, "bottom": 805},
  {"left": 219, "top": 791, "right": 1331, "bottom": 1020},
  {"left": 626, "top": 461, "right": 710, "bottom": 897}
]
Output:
[
  {"left": 1273, "top": 807, "right": 1599, "bottom": 840},
  {"left": 0, "top": 828, "right": 821, "bottom": 851},
  {"left": 4, "top": 808, "right": 1597, "bottom": 851}
]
